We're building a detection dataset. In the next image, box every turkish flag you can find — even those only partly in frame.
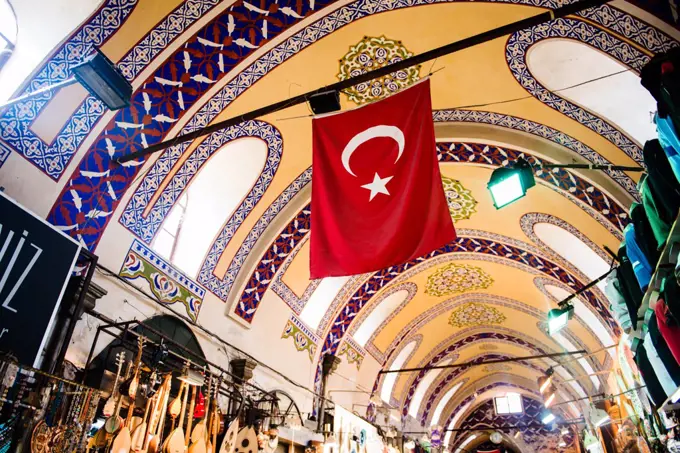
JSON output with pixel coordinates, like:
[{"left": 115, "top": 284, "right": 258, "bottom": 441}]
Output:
[{"left": 310, "top": 79, "right": 456, "bottom": 278}]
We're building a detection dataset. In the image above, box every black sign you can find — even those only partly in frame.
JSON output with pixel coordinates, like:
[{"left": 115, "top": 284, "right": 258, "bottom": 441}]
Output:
[{"left": 0, "top": 192, "right": 80, "bottom": 367}]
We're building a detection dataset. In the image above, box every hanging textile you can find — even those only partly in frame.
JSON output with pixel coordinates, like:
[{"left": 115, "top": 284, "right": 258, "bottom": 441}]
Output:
[
  {"left": 643, "top": 140, "right": 680, "bottom": 240},
  {"left": 656, "top": 112, "right": 680, "bottom": 183},
  {"left": 639, "top": 173, "right": 672, "bottom": 250},
  {"left": 656, "top": 298, "right": 680, "bottom": 364},
  {"left": 605, "top": 271, "right": 633, "bottom": 333},
  {"left": 661, "top": 274, "right": 680, "bottom": 321},
  {"left": 634, "top": 345, "right": 667, "bottom": 406},
  {"left": 630, "top": 202, "right": 661, "bottom": 265},
  {"left": 617, "top": 246, "right": 645, "bottom": 330},
  {"left": 624, "top": 223, "right": 654, "bottom": 291}
]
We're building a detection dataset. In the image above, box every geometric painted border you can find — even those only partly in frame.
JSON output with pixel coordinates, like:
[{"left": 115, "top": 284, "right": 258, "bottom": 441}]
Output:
[
  {"left": 421, "top": 354, "right": 548, "bottom": 426},
  {"left": 520, "top": 212, "right": 612, "bottom": 264},
  {"left": 349, "top": 282, "right": 418, "bottom": 360},
  {"left": 0, "top": 0, "right": 139, "bottom": 178},
  {"left": 434, "top": 109, "right": 639, "bottom": 197},
  {"left": 506, "top": 16, "right": 660, "bottom": 165},
  {"left": 271, "top": 235, "right": 320, "bottom": 315},
  {"left": 120, "top": 124, "right": 282, "bottom": 248},
  {"left": 119, "top": 239, "right": 204, "bottom": 321},
  {"left": 39, "top": 0, "right": 670, "bottom": 252},
  {"left": 314, "top": 233, "right": 620, "bottom": 385},
  {"left": 238, "top": 140, "right": 628, "bottom": 324}
]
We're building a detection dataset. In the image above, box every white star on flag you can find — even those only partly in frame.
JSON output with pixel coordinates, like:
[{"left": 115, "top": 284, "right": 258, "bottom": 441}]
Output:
[{"left": 361, "top": 173, "right": 393, "bottom": 201}]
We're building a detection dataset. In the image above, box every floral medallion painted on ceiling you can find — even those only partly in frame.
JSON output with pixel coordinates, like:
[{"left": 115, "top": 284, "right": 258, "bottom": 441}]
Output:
[
  {"left": 448, "top": 303, "right": 506, "bottom": 328},
  {"left": 481, "top": 363, "right": 512, "bottom": 373},
  {"left": 442, "top": 177, "right": 477, "bottom": 222},
  {"left": 338, "top": 35, "right": 420, "bottom": 105},
  {"left": 425, "top": 264, "right": 493, "bottom": 297}
]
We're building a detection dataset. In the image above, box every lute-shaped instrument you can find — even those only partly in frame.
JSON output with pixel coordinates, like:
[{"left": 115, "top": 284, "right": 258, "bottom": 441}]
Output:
[
  {"left": 105, "top": 360, "right": 131, "bottom": 434},
  {"left": 103, "top": 352, "right": 126, "bottom": 417},
  {"left": 120, "top": 337, "right": 145, "bottom": 400},
  {"left": 164, "top": 378, "right": 189, "bottom": 453}
]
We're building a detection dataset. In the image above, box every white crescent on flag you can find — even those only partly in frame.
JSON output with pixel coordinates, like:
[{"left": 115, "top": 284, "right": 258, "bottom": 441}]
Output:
[{"left": 340, "top": 125, "right": 405, "bottom": 177}]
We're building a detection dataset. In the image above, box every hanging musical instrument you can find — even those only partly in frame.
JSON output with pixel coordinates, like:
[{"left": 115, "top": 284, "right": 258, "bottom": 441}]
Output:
[
  {"left": 185, "top": 385, "right": 197, "bottom": 447},
  {"left": 131, "top": 393, "right": 154, "bottom": 451},
  {"left": 191, "top": 376, "right": 211, "bottom": 443},
  {"left": 164, "top": 378, "right": 189, "bottom": 453},
  {"left": 233, "top": 426, "right": 258, "bottom": 453},
  {"left": 167, "top": 381, "right": 185, "bottom": 430},
  {"left": 120, "top": 337, "right": 145, "bottom": 400},
  {"left": 105, "top": 360, "right": 132, "bottom": 434},
  {"left": 218, "top": 389, "right": 243, "bottom": 453},
  {"left": 110, "top": 388, "right": 137, "bottom": 453},
  {"left": 103, "top": 352, "right": 126, "bottom": 417},
  {"left": 147, "top": 375, "right": 171, "bottom": 453}
]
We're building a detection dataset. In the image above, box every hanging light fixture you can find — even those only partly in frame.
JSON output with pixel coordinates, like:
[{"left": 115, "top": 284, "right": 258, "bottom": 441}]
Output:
[
  {"left": 487, "top": 158, "right": 536, "bottom": 209},
  {"left": 541, "top": 410, "right": 556, "bottom": 424},
  {"left": 588, "top": 404, "right": 610, "bottom": 428},
  {"left": 178, "top": 368, "right": 205, "bottom": 386},
  {"left": 547, "top": 304, "right": 574, "bottom": 335},
  {"left": 544, "top": 392, "right": 556, "bottom": 408},
  {"left": 538, "top": 373, "right": 553, "bottom": 393}
]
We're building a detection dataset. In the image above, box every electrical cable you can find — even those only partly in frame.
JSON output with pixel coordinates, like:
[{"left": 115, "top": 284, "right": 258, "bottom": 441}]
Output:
[
  {"left": 92, "top": 263, "right": 331, "bottom": 404},
  {"left": 276, "top": 65, "right": 639, "bottom": 122},
  {"left": 449, "top": 65, "right": 641, "bottom": 110}
]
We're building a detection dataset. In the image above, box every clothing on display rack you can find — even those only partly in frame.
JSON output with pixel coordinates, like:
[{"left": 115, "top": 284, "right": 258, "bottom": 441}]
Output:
[
  {"left": 606, "top": 271, "right": 634, "bottom": 333},
  {"left": 618, "top": 245, "right": 645, "bottom": 330},
  {"left": 639, "top": 173, "right": 672, "bottom": 251},
  {"left": 635, "top": 345, "right": 667, "bottom": 407},
  {"left": 643, "top": 140, "right": 680, "bottom": 243},
  {"left": 656, "top": 113, "right": 680, "bottom": 183},
  {"left": 655, "top": 299, "right": 680, "bottom": 366},
  {"left": 624, "top": 223, "right": 654, "bottom": 291},
  {"left": 631, "top": 202, "right": 661, "bottom": 266}
]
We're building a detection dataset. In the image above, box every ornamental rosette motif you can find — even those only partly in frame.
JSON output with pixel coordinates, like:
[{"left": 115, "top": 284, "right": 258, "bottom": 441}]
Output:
[
  {"left": 425, "top": 263, "right": 493, "bottom": 297},
  {"left": 442, "top": 177, "right": 477, "bottom": 222},
  {"left": 281, "top": 319, "right": 317, "bottom": 361},
  {"left": 448, "top": 303, "right": 506, "bottom": 328},
  {"left": 338, "top": 35, "right": 420, "bottom": 105},
  {"left": 119, "top": 247, "right": 203, "bottom": 322}
]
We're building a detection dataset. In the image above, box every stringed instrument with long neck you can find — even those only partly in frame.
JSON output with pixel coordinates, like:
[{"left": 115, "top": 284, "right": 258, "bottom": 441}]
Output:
[
  {"left": 105, "top": 360, "right": 132, "bottom": 434},
  {"left": 146, "top": 374, "right": 172, "bottom": 453},
  {"left": 103, "top": 352, "right": 126, "bottom": 417},
  {"left": 120, "top": 337, "right": 145, "bottom": 400}
]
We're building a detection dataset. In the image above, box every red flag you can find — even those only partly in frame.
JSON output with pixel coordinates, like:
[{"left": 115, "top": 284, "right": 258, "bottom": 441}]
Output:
[{"left": 310, "top": 79, "right": 456, "bottom": 278}]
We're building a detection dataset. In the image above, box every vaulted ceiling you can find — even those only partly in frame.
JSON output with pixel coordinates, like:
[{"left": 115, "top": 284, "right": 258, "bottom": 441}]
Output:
[{"left": 0, "top": 1, "right": 676, "bottom": 451}]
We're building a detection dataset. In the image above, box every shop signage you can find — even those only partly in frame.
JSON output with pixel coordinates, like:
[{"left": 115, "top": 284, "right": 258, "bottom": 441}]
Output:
[{"left": 0, "top": 192, "right": 80, "bottom": 367}]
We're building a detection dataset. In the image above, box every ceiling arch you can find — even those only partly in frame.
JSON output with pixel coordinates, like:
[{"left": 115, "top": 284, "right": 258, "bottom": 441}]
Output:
[{"left": 3, "top": 0, "right": 678, "bottom": 439}]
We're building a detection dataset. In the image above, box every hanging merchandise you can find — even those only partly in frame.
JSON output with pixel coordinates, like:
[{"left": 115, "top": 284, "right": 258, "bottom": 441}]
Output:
[
  {"left": 634, "top": 346, "right": 667, "bottom": 407},
  {"left": 623, "top": 222, "right": 654, "bottom": 291},
  {"left": 638, "top": 173, "right": 671, "bottom": 251},
  {"left": 630, "top": 202, "right": 661, "bottom": 269},
  {"left": 654, "top": 300, "right": 680, "bottom": 364},
  {"left": 605, "top": 270, "right": 634, "bottom": 333},
  {"left": 655, "top": 112, "right": 680, "bottom": 182},
  {"left": 643, "top": 140, "right": 680, "bottom": 245},
  {"left": 644, "top": 313, "right": 680, "bottom": 395},
  {"left": 617, "top": 245, "right": 644, "bottom": 330}
]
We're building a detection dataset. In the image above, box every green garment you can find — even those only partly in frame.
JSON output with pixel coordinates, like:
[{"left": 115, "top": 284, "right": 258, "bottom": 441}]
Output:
[{"left": 639, "top": 173, "right": 671, "bottom": 249}]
